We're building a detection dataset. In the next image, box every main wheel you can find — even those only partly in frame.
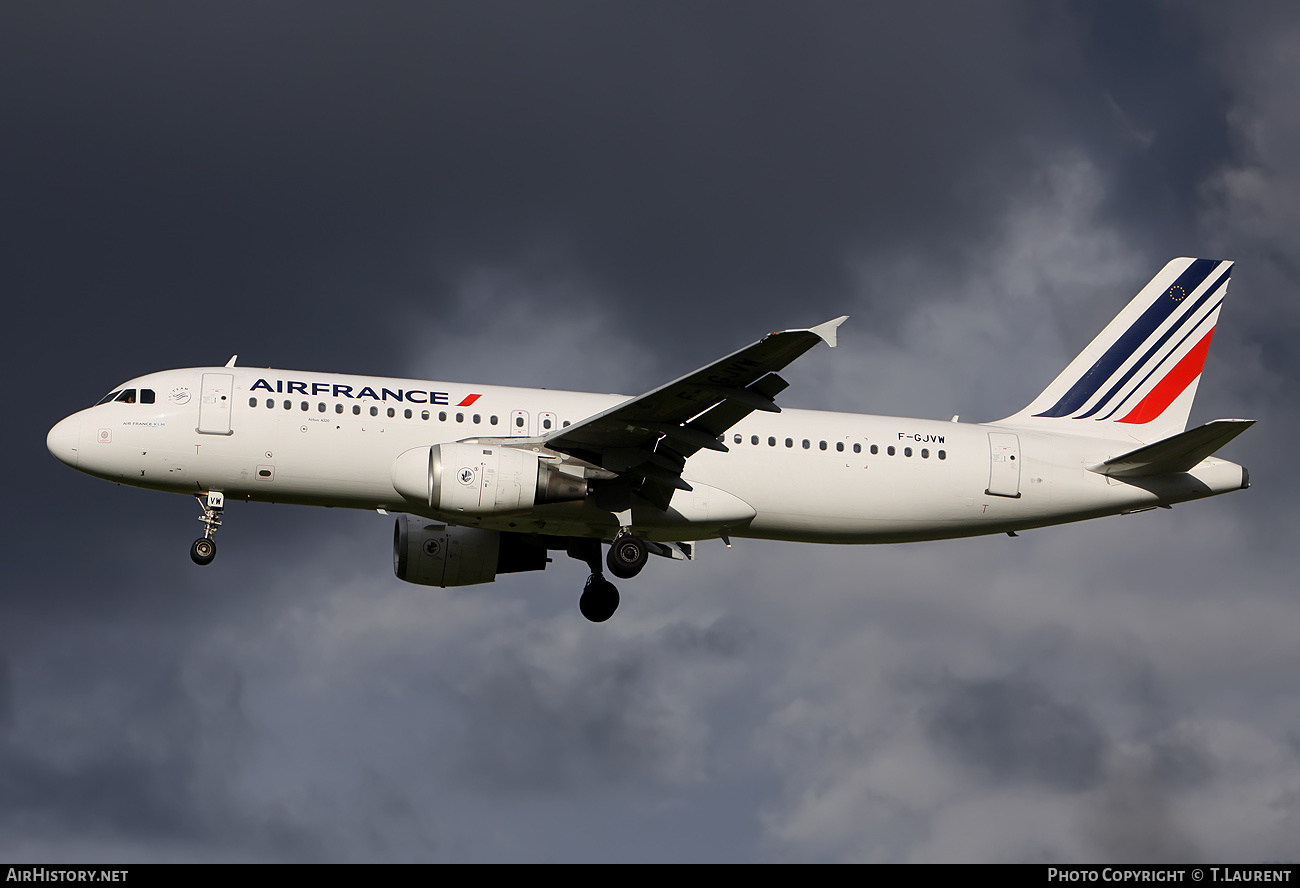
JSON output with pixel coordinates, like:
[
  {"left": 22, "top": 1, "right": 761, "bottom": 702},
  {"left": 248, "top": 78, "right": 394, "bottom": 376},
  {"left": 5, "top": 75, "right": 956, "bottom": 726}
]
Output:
[
  {"left": 190, "top": 538, "right": 216, "bottom": 565},
  {"left": 606, "top": 535, "right": 648, "bottom": 579},
  {"left": 579, "top": 576, "right": 620, "bottom": 622}
]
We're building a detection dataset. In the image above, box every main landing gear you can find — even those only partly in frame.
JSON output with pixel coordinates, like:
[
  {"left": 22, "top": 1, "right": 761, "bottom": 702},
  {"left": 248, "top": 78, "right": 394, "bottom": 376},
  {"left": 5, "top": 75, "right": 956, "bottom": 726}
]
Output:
[
  {"left": 606, "top": 532, "right": 648, "bottom": 579},
  {"left": 569, "top": 533, "right": 650, "bottom": 622},
  {"left": 190, "top": 491, "right": 224, "bottom": 565},
  {"left": 580, "top": 575, "right": 620, "bottom": 623}
]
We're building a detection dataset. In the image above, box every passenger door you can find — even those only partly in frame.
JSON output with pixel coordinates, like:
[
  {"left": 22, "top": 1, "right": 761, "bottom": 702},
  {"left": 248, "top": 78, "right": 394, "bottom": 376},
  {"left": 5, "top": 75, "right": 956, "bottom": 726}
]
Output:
[
  {"left": 197, "top": 373, "right": 234, "bottom": 435},
  {"left": 986, "top": 433, "right": 1021, "bottom": 498}
]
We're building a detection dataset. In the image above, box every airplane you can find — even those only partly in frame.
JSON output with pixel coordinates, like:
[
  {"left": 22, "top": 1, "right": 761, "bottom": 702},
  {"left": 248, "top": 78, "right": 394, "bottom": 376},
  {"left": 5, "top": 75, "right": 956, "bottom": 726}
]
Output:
[{"left": 47, "top": 258, "right": 1252, "bottom": 622}]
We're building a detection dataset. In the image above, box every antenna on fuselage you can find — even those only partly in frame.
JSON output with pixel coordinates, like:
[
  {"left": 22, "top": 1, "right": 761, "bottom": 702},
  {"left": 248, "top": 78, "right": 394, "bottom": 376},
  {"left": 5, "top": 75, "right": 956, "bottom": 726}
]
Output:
[{"left": 225, "top": 355, "right": 238, "bottom": 367}]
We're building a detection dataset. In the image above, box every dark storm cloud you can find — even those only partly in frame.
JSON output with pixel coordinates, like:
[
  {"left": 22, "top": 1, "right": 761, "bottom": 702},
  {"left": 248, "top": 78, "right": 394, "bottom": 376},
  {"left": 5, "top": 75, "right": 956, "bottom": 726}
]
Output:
[
  {"left": 924, "top": 674, "right": 1105, "bottom": 790},
  {"left": 0, "top": 658, "right": 12, "bottom": 729},
  {"left": 1080, "top": 738, "right": 1210, "bottom": 863},
  {"left": 0, "top": 642, "right": 321, "bottom": 860},
  {"left": 449, "top": 616, "right": 754, "bottom": 792},
  {"left": 7, "top": 0, "right": 1300, "bottom": 864},
  {"left": 3, "top": 0, "right": 1090, "bottom": 373}
]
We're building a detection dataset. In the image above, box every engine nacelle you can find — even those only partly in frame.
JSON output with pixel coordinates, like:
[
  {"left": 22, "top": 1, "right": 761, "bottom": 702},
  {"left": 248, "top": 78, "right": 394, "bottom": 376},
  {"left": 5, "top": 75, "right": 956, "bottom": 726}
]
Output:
[
  {"left": 392, "top": 442, "right": 587, "bottom": 515},
  {"left": 393, "top": 515, "right": 548, "bottom": 587}
]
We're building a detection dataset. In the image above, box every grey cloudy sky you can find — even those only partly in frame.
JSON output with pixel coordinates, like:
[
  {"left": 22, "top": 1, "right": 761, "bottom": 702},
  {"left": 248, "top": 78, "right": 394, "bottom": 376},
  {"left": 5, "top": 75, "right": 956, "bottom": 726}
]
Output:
[{"left": 4, "top": 1, "right": 1299, "bottom": 862}]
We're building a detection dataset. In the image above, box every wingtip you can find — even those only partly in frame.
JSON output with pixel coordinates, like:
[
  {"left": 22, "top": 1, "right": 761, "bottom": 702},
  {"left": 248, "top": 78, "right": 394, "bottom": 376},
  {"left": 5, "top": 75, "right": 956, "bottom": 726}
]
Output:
[{"left": 808, "top": 315, "right": 849, "bottom": 348}]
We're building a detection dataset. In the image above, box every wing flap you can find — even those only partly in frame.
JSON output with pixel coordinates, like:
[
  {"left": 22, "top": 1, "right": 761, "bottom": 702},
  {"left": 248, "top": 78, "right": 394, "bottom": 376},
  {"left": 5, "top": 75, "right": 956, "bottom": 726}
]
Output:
[{"left": 1087, "top": 419, "right": 1255, "bottom": 477}]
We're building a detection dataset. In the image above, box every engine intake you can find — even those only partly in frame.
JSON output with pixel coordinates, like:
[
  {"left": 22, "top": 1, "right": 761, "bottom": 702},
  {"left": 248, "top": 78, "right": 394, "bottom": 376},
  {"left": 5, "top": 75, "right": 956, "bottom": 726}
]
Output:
[{"left": 392, "top": 443, "right": 588, "bottom": 515}]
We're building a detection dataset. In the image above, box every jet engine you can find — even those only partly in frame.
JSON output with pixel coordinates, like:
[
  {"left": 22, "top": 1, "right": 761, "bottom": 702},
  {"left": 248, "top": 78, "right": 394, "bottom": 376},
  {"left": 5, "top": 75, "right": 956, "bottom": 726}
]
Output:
[
  {"left": 391, "top": 442, "right": 588, "bottom": 515},
  {"left": 393, "top": 515, "right": 549, "bottom": 587}
]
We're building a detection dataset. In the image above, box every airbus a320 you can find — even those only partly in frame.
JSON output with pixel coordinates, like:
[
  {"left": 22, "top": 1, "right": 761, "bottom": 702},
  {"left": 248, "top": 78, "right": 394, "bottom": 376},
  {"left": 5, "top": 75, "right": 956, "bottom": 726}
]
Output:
[{"left": 48, "top": 258, "right": 1252, "bottom": 621}]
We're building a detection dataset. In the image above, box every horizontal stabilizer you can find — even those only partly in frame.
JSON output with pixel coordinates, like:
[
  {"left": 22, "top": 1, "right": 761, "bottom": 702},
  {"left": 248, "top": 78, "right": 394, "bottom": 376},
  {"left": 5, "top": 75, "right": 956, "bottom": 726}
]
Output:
[{"left": 1087, "top": 419, "right": 1255, "bottom": 478}]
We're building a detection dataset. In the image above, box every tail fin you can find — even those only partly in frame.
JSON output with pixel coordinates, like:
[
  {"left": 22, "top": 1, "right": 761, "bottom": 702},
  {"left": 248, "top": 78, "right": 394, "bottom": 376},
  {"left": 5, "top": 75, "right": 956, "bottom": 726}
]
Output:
[{"left": 1000, "top": 258, "right": 1233, "bottom": 442}]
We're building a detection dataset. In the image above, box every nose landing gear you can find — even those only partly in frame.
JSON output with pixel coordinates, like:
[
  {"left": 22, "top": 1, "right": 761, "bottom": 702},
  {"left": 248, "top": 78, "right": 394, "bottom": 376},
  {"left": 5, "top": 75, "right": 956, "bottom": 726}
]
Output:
[{"left": 190, "top": 491, "right": 224, "bottom": 565}]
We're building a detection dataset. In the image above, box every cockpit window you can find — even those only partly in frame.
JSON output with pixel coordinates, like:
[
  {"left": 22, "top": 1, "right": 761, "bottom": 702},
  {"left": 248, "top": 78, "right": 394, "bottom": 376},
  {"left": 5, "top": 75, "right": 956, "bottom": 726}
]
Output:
[
  {"left": 96, "top": 390, "right": 122, "bottom": 406},
  {"left": 140, "top": 389, "right": 155, "bottom": 404},
  {"left": 114, "top": 389, "right": 137, "bottom": 404}
]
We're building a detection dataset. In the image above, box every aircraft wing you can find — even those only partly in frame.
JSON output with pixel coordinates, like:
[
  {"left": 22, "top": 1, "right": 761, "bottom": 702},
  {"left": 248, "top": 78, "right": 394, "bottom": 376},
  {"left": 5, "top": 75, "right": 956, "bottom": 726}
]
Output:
[{"left": 539, "top": 316, "right": 846, "bottom": 502}]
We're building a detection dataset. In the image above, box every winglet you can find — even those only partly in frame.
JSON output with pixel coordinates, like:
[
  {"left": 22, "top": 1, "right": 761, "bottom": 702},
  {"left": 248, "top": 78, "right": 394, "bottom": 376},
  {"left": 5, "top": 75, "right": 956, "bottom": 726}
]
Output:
[{"left": 804, "top": 316, "right": 849, "bottom": 348}]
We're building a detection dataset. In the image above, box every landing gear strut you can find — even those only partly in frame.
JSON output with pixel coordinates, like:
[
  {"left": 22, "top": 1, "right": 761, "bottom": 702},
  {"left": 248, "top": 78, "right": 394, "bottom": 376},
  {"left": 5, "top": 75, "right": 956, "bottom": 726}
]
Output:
[{"left": 190, "top": 491, "right": 224, "bottom": 565}]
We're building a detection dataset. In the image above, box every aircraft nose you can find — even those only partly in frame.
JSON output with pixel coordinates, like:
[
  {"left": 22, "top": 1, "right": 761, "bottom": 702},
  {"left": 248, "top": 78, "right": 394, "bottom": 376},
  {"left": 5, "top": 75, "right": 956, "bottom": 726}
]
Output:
[{"left": 47, "top": 414, "right": 81, "bottom": 468}]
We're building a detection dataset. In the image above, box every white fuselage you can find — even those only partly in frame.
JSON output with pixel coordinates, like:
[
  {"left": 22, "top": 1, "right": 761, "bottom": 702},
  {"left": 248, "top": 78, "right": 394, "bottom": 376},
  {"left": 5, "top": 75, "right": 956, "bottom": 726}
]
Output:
[{"left": 47, "top": 366, "right": 1248, "bottom": 546}]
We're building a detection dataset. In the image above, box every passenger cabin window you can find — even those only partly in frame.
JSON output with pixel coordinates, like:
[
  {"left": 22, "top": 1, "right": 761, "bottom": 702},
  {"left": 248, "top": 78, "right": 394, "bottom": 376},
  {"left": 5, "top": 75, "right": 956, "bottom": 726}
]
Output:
[
  {"left": 515, "top": 416, "right": 524, "bottom": 428},
  {"left": 387, "top": 407, "right": 395, "bottom": 418},
  {"left": 870, "top": 444, "right": 878, "bottom": 454},
  {"left": 318, "top": 402, "right": 326, "bottom": 412},
  {"left": 887, "top": 445, "right": 895, "bottom": 456},
  {"left": 938, "top": 450, "right": 947, "bottom": 460},
  {"left": 785, "top": 438, "right": 793, "bottom": 448},
  {"left": 491, "top": 415, "right": 499, "bottom": 425},
  {"left": 734, "top": 434, "right": 742, "bottom": 444},
  {"left": 353, "top": 405, "right": 361, "bottom": 415},
  {"left": 249, "top": 397, "right": 257, "bottom": 407},
  {"left": 752, "top": 435, "right": 759, "bottom": 445},
  {"left": 853, "top": 443, "right": 861, "bottom": 453},
  {"left": 819, "top": 441, "right": 827, "bottom": 451},
  {"left": 370, "top": 406, "right": 378, "bottom": 416},
  {"left": 336, "top": 404, "right": 344, "bottom": 414},
  {"left": 283, "top": 400, "right": 291, "bottom": 410},
  {"left": 266, "top": 399, "right": 274, "bottom": 408}
]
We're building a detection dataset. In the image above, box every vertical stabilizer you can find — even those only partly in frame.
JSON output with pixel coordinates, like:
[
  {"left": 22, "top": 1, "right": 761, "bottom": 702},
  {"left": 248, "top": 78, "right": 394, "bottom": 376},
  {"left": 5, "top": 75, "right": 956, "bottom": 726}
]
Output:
[{"left": 999, "top": 258, "right": 1233, "bottom": 443}]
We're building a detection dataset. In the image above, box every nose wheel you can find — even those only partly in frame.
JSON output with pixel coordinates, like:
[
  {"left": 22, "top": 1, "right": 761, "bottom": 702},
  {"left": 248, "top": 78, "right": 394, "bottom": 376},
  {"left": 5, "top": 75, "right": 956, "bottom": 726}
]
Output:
[
  {"left": 190, "top": 491, "right": 224, "bottom": 566},
  {"left": 190, "top": 537, "right": 216, "bottom": 565}
]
